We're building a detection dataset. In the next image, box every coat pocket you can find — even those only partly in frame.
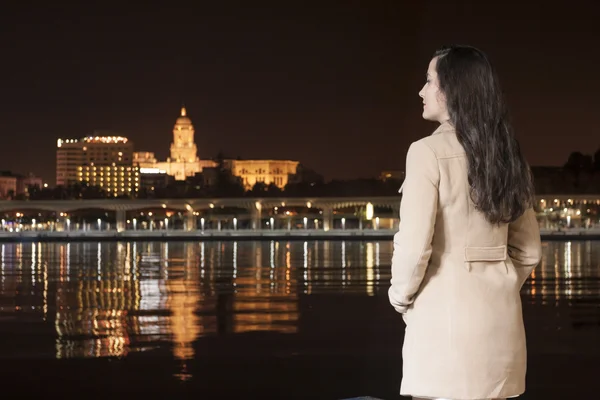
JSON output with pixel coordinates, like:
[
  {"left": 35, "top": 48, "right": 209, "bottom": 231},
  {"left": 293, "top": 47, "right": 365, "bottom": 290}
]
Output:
[{"left": 463, "top": 245, "right": 508, "bottom": 271}]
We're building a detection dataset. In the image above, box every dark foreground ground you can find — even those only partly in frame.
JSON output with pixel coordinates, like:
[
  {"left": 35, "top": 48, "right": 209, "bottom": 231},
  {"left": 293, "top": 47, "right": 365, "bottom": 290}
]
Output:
[{"left": 1, "top": 295, "right": 598, "bottom": 399}]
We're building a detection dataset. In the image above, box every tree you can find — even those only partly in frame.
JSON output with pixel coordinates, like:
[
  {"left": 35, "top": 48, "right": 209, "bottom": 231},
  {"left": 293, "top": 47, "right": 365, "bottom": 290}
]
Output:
[
  {"left": 211, "top": 152, "right": 244, "bottom": 197},
  {"left": 247, "top": 181, "right": 268, "bottom": 197},
  {"left": 565, "top": 151, "right": 593, "bottom": 171},
  {"left": 265, "top": 183, "right": 283, "bottom": 196}
]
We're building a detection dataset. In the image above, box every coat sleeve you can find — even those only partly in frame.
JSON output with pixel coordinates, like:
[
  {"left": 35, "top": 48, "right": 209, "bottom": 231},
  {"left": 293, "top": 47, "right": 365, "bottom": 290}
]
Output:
[
  {"left": 507, "top": 207, "right": 542, "bottom": 288},
  {"left": 388, "top": 140, "right": 439, "bottom": 314}
]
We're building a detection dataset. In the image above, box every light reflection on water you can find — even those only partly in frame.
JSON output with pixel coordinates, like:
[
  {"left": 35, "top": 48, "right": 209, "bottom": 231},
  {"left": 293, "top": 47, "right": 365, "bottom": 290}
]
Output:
[
  {"left": 0, "top": 240, "right": 598, "bottom": 361},
  {"left": 523, "top": 241, "right": 600, "bottom": 304}
]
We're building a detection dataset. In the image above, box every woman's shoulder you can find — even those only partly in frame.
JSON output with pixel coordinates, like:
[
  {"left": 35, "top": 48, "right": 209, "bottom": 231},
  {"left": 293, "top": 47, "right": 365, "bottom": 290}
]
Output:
[{"left": 417, "top": 124, "right": 465, "bottom": 159}]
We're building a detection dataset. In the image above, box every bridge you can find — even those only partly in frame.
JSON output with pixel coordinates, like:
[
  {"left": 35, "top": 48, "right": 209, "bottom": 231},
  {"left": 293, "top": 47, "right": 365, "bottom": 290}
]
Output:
[
  {"left": 0, "top": 194, "right": 597, "bottom": 237},
  {"left": 0, "top": 196, "right": 402, "bottom": 233}
]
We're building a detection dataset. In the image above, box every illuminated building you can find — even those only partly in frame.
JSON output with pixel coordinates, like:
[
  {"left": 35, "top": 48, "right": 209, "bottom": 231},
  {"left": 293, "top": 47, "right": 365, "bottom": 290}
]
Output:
[
  {"left": 138, "top": 168, "right": 175, "bottom": 193},
  {"left": 0, "top": 174, "right": 17, "bottom": 199},
  {"left": 56, "top": 133, "right": 139, "bottom": 196},
  {"left": 134, "top": 107, "right": 299, "bottom": 189},
  {"left": 16, "top": 173, "right": 43, "bottom": 195},
  {"left": 133, "top": 151, "right": 157, "bottom": 165},
  {"left": 134, "top": 107, "right": 217, "bottom": 181},
  {"left": 77, "top": 165, "right": 139, "bottom": 197},
  {"left": 56, "top": 139, "right": 83, "bottom": 186},
  {"left": 224, "top": 159, "right": 299, "bottom": 190},
  {"left": 0, "top": 172, "right": 43, "bottom": 199}
]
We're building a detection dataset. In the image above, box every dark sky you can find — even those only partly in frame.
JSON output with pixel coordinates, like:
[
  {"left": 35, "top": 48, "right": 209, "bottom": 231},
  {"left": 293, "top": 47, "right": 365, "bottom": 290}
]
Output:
[{"left": 1, "top": 1, "right": 599, "bottom": 184}]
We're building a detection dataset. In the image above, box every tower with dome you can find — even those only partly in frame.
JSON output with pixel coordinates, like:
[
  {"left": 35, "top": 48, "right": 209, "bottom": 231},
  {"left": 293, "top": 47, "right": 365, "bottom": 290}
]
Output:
[
  {"left": 134, "top": 106, "right": 299, "bottom": 190},
  {"left": 134, "top": 106, "right": 217, "bottom": 180},
  {"left": 169, "top": 106, "right": 198, "bottom": 164}
]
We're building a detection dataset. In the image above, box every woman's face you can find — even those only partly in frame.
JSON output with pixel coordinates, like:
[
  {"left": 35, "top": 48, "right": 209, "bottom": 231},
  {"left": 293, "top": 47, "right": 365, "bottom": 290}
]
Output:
[{"left": 419, "top": 57, "right": 450, "bottom": 124}]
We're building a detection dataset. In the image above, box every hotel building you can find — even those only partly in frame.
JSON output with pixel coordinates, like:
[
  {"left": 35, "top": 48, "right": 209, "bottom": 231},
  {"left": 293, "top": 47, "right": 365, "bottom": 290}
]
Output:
[{"left": 56, "top": 133, "right": 139, "bottom": 196}]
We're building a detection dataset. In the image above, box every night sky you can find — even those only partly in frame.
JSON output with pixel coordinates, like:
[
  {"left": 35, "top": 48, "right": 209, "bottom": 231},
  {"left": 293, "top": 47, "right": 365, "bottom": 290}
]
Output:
[{"left": 1, "top": 1, "right": 599, "bottom": 185}]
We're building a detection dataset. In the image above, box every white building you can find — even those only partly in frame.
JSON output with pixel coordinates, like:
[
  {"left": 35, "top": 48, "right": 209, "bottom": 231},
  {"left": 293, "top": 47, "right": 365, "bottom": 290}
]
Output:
[
  {"left": 134, "top": 107, "right": 217, "bottom": 181},
  {"left": 134, "top": 107, "right": 299, "bottom": 189}
]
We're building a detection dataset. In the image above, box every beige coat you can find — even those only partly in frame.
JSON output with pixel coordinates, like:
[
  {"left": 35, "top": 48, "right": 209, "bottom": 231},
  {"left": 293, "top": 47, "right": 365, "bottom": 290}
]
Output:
[{"left": 388, "top": 122, "right": 542, "bottom": 400}]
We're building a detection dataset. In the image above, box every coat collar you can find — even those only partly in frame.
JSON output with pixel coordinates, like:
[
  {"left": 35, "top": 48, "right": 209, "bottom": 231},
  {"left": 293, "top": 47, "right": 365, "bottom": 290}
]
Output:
[
  {"left": 431, "top": 121, "right": 454, "bottom": 136},
  {"left": 398, "top": 121, "right": 455, "bottom": 194}
]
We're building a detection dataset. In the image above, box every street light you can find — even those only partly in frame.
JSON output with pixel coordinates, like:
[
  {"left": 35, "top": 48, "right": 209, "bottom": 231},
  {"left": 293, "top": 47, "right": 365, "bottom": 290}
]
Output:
[{"left": 366, "top": 203, "right": 374, "bottom": 220}]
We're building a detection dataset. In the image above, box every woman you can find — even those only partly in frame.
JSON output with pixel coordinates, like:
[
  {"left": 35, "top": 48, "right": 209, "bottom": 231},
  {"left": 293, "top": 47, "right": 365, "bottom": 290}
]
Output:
[{"left": 388, "top": 45, "right": 542, "bottom": 400}]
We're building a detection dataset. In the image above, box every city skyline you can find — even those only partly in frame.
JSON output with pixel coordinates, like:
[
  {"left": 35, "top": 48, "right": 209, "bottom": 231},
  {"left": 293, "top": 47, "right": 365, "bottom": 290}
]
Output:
[{"left": 2, "top": 2, "right": 600, "bottom": 184}]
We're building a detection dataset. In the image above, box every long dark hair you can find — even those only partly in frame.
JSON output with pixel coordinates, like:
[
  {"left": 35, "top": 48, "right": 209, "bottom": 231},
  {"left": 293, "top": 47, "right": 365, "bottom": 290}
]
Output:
[{"left": 433, "top": 45, "right": 534, "bottom": 224}]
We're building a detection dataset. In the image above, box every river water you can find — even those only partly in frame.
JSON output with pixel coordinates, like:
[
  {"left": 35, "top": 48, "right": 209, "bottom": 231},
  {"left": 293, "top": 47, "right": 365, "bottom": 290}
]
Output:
[{"left": 0, "top": 240, "right": 598, "bottom": 399}]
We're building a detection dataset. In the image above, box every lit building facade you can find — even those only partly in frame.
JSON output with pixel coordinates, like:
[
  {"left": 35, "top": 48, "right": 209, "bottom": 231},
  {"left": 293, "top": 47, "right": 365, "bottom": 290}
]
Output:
[
  {"left": 134, "top": 106, "right": 300, "bottom": 190},
  {"left": 77, "top": 165, "right": 140, "bottom": 197},
  {"left": 0, "top": 175, "right": 17, "bottom": 199},
  {"left": 0, "top": 172, "right": 43, "bottom": 199},
  {"left": 56, "top": 139, "right": 84, "bottom": 186},
  {"left": 134, "top": 107, "right": 217, "bottom": 181},
  {"left": 56, "top": 134, "right": 139, "bottom": 196},
  {"left": 224, "top": 159, "right": 299, "bottom": 190},
  {"left": 16, "top": 174, "right": 43, "bottom": 195},
  {"left": 138, "top": 169, "right": 175, "bottom": 193}
]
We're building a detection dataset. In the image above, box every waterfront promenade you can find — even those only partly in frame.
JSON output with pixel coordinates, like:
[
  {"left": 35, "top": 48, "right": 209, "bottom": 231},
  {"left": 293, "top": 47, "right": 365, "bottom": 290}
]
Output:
[
  {"left": 0, "top": 227, "right": 599, "bottom": 241},
  {"left": 1, "top": 194, "right": 599, "bottom": 241}
]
